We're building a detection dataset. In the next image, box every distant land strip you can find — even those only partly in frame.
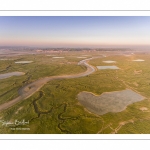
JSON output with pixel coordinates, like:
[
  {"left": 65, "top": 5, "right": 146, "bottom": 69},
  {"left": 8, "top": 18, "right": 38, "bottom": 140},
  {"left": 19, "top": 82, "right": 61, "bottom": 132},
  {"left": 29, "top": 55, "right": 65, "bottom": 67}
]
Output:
[{"left": 1, "top": 10, "right": 150, "bottom": 11}]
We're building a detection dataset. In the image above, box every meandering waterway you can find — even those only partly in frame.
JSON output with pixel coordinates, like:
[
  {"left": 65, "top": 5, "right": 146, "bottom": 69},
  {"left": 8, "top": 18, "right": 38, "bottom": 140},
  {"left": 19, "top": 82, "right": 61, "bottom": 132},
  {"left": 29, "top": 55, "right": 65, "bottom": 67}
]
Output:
[{"left": 0, "top": 57, "right": 98, "bottom": 111}]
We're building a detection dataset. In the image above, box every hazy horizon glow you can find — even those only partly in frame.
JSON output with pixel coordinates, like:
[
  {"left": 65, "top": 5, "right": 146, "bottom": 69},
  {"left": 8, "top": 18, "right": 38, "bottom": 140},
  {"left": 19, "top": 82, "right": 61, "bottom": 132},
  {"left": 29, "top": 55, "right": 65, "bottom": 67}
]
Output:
[{"left": 0, "top": 16, "right": 150, "bottom": 48}]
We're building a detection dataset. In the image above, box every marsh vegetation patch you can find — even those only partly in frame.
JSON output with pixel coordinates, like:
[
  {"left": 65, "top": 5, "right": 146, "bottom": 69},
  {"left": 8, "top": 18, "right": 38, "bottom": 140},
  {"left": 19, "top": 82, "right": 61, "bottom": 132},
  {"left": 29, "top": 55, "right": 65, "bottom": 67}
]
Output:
[
  {"left": 15, "top": 106, "right": 23, "bottom": 114},
  {"left": 97, "top": 66, "right": 120, "bottom": 70},
  {"left": 77, "top": 89, "right": 145, "bottom": 115}
]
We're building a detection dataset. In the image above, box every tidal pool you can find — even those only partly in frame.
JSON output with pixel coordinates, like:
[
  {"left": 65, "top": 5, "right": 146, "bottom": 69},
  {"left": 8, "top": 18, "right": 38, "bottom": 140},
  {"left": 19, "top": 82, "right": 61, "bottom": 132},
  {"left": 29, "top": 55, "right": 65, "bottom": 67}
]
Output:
[
  {"left": 132, "top": 59, "right": 145, "bottom": 62},
  {"left": 77, "top": 89, "right": 145, "bottom": 115},
  {"left": 97, "top": 66, "right": 119, "bottom": 69},
  {"left": 0, "top": 72, "right": 25, "bottom": 79},
  {"left": 15, "top": 61, "right": 33, "bottom": 64},
  {"left": 77, "top": 57, "right": 87, "bottom": 58},
  {"left": 52, "top": 57, "right": 64, "bottom": 58},
  {"left": 103, "top": 60, "right": 116, "bottom": 63}
]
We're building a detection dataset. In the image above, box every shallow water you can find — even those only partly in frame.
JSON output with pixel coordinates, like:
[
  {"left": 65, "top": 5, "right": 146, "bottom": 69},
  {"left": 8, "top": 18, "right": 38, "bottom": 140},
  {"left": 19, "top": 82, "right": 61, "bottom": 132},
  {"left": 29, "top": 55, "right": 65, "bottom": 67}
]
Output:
[
  {"left": 77, "top": 89, "right": 145, "bottom": 115},
  {"left": 52, "top": 57, "right": 64, "bottom": 58},
  {"left": 77, "top": 57, "right": 87, "bottom": 58},
  {"left": 103, "top": 60, "right": 116, "bottom": 63},
  {"left": 97, "top": 66, "right": 119, "bottom": 69},
  {"left": 15, "top": 61, "right": 33, "bottom": 64},
  {"left": 132, "top": 59, "right": 145, "bottom": 62},
  {"left": 0, "top": 72, "right": 25, "bottom": 79}
]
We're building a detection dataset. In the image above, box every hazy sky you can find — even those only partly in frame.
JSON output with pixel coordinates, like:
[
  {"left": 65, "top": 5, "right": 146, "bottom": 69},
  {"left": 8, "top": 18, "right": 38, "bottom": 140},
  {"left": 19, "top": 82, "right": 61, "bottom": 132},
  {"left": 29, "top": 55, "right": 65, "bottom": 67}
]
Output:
[{"left": 0, "top": 16, "right": 150, "bottom": 48}]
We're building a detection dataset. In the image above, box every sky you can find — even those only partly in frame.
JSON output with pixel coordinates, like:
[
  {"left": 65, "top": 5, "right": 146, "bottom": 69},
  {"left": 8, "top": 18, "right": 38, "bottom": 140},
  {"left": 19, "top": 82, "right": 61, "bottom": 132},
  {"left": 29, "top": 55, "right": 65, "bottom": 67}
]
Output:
[{"left": 0, "top": 16, "right": 150, "bottom": 48}]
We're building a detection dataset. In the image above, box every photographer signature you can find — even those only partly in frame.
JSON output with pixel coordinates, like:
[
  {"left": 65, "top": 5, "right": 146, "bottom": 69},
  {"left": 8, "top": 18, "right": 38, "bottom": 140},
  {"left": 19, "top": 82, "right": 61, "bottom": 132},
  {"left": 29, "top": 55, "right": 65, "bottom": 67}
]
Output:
[{"left": 0, "top": 119, "right": 29, "bottom": 127}]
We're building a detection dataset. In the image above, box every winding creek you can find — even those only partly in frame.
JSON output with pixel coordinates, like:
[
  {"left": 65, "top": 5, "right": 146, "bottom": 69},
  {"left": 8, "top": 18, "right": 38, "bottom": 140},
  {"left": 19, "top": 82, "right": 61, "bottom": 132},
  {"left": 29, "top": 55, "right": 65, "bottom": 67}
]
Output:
[{"left": 0, "top": 57, "right": 99, "bottom": 112}]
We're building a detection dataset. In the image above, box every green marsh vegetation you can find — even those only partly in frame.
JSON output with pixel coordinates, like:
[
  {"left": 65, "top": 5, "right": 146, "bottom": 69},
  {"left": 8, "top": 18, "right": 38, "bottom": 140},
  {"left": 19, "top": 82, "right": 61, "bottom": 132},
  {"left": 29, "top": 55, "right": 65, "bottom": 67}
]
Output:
[{"left": 1, "top": 51, "right": 150, "bottom": 133}]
